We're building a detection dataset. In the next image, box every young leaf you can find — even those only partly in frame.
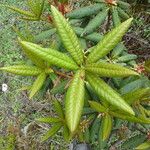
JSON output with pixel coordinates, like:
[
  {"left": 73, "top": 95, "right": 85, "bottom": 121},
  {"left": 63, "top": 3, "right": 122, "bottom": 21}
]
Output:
[
  {"left": 19, "top": 40, "right": 79, "bottom": 70},
  {"left": 29, "top": 72, "right": 46, "bottom": 99},
  {"left": 51, "top": 6, "right": 84, "bottom": 65},
  {"left": 42, "top": 124, "right": 62, "bottom": 141},
  {"left": 135, "top": 141, "right": 150, "bottom": 150},
  {"left": 53, "top": 100, "right": 65, "bottom": 119},
  {"left": 65, "top": 70, "right": 85, "bottom": 133},
  {"left": 86, "top": 73, "right": 135, "bottom": 115},
  {"left": 85, "top": 62, "right": 138, "bottom": 77},
  {"left": 83, "top": 8, "right": 108, "bottom": 35},
  {"left": 36, "top": 117, "right": 61, "bottom": 123},
  {"left": 86, "top": 18, "right": 133, "bottom": 63},
  {"left": 66, "top": 3, "right": 105, "bottom": 19},
  {"left": 101, "top": 114, "right": 112, "bottom": 141},
  {"left": 89, "top": 101, "right": 107, "bottom": 113},
  {"left": 0, "top": 65, "right": 42, "bottom": 76}
]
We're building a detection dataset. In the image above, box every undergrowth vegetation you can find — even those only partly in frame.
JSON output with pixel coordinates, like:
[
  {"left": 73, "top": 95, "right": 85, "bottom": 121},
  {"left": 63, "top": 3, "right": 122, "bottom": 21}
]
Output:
[{"left": 0, "top": 0, "right": 150, "bottom": 149}]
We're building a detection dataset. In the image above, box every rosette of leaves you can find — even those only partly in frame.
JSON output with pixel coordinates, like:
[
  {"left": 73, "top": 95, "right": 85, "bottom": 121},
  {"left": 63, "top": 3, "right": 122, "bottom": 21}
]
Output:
[
  {"left": 0, "top": 43, "right": 53, "bottom": 99},
  {"left": 12, "top": 5, "right": 142, "bottom": 137},
  {"left": 66, "top": 0, "right": 131, "bottom": 36}
]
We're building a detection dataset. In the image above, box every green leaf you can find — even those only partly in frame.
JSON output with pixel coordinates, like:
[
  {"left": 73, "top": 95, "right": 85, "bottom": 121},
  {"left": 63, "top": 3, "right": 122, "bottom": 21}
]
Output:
[
  {"left": 117, "top": 1, "right": 131, "bottom": 10},
  {"left": 112, "top": 6, "right": 121, "bottom": 27},
  {"left": 101, "top": 114, "right": 112, "bottom": 141},
  {"left": 53, "top": 100, "right": 65, "bottom": 119},
  {"left": 29, "top": 72, "right": 46, "bottom": 99},
  {"left": 89, "top": 101, "right": 107, "bottom": 113},
  {"left": 34, "top": 28, "right": 56, "bottom": 43},
  {"left": 36, "top": 117, "right": 61, "bottom": 123},
  {"left": 90, "top": 117, "right": 101, "bottom": 143},
  {"left": 62, "top": 125, "right": 70, "bottom": 142},
  {"left": 65, "top": 70, "right": 85, "bottom": 133},
  {"left": 19, "top": 40, "right": 79, "bottom": 70},
  {"left": 86, "top": 18, "right": 133, "bottom": 63},
  {"left": 0, "top": 4, "right": 35, "bottom": 17},
  {"left": 111, "top": 43, "right": 126, "bottom": 59},
  {"left": 73, "top": 27, "right": 103, "bottom": 43},
  {"left": 82, "top": 8, "right": 108, "bottom": 35},
  {"left": 27, "top": 0, "right": 45, "bottom": 18},
  {"left": 110, "top": 111, "right": 150, "bottom": 124},
  {"left": 0, "top": 65, "right": 42, "bottom": 76},
  {"left": 66, "top": 3, "right": 105, "bottom": 19},
  {"left": 51, "top": 6, "right": 84, "bottom": 65},
  {"left": 135, "top": 141, "right": 150, "bottom": 150},
  {"left": 117, "top": 7, "right": 130, "bottom": 20},
  {"left": 116, "top": 54, "right": 137, "bottom": 63},
  {"left": 121, "top": 135, "right": 146, "bottom": 150},
  {"left": 123, "top": 88, "right": 150, "bottom": 105},
  {"left": 86, "top": 73, "right": 134, "bottom": 115},
  {"left": 42, "top": 124, "right": 62, "bottom": 141},
  {"left": 85, "top": 62, "right": 138, "bottom": 77}
]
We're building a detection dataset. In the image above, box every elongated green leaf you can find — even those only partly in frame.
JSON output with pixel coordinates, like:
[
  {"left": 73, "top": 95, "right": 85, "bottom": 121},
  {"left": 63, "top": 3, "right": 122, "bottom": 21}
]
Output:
[
  {"left": 136, "top": 141, "right": 150, "bottom": 150},
  {"left": 101, "top": 114, "right": 112, "bottom": 141},
  {"left": 89, "top": 101, "right": 107, "bottom": 113},
  {"left": 121, "top": 135, "right": 146, "bottom": 150},
  {"left": 123, "top": 88, "right": 150, "bottom": 105},
  {"left": 86, "top": 18, "right": 133, "bottom": 63},
  {"left": 53, "top": 100, "right": 65, "bottom": 119},
  {"left": 86, "top": 73, "right": 134, "bottom": 115},
  {"left": 73, "top": 27, "right": 103, "bottom": 43},
  {"left": 34, "top": 28, "right": 56, "bottom": 43},
  {"left": 0, "top": 4, "right": 35, "bottom": 17},
  {"left": 112, "top": 6, "right": 121, "bottom": 27},
  {"left": 0, "top": 65, "right": 42, "bottom": 76},
  {"left": 116, "top": 54, "right": 137, "bottom": 63},
  {"left": 36, "top": 117, "right": 61, "bottom": 123},
  {"left": 117, "top": 7, "right": 130, "bottom": 20},
  {"left": 117, "top": 1, "right": 131, "bottom": 10},
  {"left": 19, "top": 40, "right": 78, "bottom": 70},
  {"left": 110, "top": 111, "right": 150, "bottom": 124},
  {"left": 66, "top": 3, "right": 105, "bottom": 19},
  {"left": 83, "top": 8, "right": 108, "bottom": 35},
  {"left": 51, "top": 6, "right": 84, "bottom": 65},
  {"left": 65, "top": 70, "right": 85, "bottom": 133},
  {"left": 29, "top": 73, "right": 46, "bottom": 99},
  {"left": 42, "top": 124, "right": 62, "bottom": 141},
  {"left": 63, "top": 125, "right": 70, "bottom": 142},
  {"left": 111, "top": 43, "right": 126, "bottom": 59},
  {"left": 85, "top": 62, "right": 138, "bottom": 77},
  {"left": 90, "top": 117, "right": 101, "bottom": 143}
]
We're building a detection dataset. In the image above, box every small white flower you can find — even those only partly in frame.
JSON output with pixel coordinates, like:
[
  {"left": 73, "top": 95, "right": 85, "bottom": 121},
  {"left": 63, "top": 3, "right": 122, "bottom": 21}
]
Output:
[{"left": 2, "top": 83, "right": 8, "bottom": 92}]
